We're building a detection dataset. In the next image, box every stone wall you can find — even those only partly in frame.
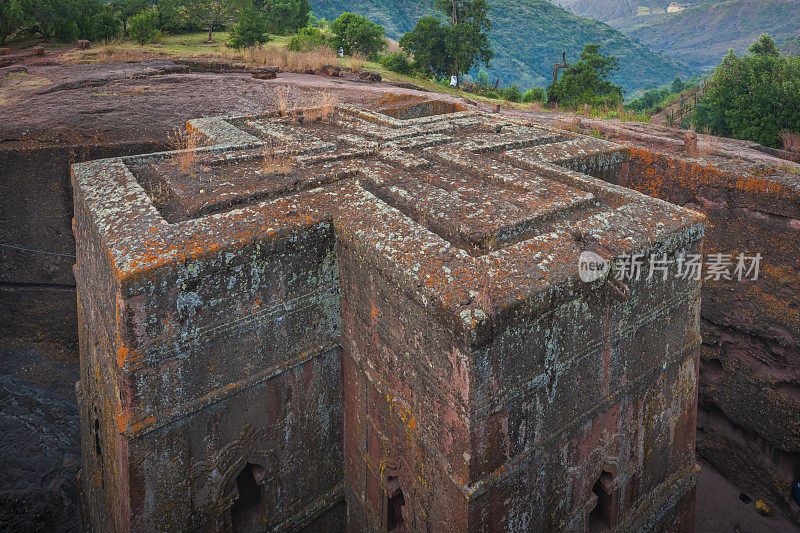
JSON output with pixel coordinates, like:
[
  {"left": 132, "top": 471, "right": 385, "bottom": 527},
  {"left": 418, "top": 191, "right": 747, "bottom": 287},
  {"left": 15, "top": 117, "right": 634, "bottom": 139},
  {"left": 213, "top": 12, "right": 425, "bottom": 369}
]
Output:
[{"left": 619, "top": 147, "right": 800, "bottom": 517}]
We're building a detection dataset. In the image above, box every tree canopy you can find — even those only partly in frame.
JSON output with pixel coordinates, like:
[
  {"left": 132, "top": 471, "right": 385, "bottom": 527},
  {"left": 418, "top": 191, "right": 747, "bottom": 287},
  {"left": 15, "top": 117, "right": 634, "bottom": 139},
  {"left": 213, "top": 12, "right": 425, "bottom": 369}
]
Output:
[
  {"left": 186, "top": 0, "right": 247, "bottom": 42},
  {"left": 260, "top": 0, "right": 309, "bottom": 36},
  {"left": 399, "top": 0, "right": 493, "bottom": 81},
  {"left": 547, "top": 43, "right": 624, "bottom": 107},
  {"left": 330, "top": 12, "right": 386, "bottom": 58},
  {"left": 227, "top": 8, "right": 270, "bottom": 49},
  {"left": 694, "top": 35, "right": 800, "bottom": 148}
]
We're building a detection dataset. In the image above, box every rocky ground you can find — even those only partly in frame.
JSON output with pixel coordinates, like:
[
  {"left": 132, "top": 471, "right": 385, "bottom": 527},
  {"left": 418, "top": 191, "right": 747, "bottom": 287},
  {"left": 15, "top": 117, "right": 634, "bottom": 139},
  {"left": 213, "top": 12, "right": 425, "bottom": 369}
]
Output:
[{"left": 1, "top": 51, "right": 798, "bottom": 531}]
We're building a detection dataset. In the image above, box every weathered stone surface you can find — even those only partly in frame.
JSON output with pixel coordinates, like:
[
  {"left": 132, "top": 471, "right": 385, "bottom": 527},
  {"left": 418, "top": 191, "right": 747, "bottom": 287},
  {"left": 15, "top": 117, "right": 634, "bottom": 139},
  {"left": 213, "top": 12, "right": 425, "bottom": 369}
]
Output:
[
  {"left": 358, "top": 71, "right": 382, "bottom": 83},
  {"left": 251, "top": 66, "right": 279, "bottom": 80},
  {"left": 320, "top": 64, "right": 340, "bottom": 77},
  {"left": 608, "top": 146, "right": 800, "bottom": 516},
  {"left": 73, "top": 95, "right": 705, "bottom": 531}
]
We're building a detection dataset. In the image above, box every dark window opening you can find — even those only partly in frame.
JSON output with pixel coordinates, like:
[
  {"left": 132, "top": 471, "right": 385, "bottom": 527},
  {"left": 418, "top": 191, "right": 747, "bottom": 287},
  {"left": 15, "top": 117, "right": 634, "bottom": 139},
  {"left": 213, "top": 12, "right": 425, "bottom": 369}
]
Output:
[
  {"left": 386, "top": 476, "right": 406, "bottom": 531},
  {"left": 93, "top": 418, "right": 103, "bottom": 461},
  {"left": 231, "top": 462, "right": 264, "bottom": 532},
  {"left": 588, "top": 470, "right": 616, "bottom": 532}
]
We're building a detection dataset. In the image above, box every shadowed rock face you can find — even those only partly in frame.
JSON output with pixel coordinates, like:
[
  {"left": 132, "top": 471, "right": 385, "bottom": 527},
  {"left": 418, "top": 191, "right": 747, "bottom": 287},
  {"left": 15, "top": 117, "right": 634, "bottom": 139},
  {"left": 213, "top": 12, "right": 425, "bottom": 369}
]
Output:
[
  {"left": 602, "top": 146, "right": 800, "bottom": 517},
  {"left": 72, "top": 97, "right": 704, "bottom": 531}
]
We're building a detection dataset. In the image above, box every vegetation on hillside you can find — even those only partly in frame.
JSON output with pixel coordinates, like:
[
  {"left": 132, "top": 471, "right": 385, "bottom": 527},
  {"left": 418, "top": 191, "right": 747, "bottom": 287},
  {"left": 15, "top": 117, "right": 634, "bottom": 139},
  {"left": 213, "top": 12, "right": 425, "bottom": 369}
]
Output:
[
  {"left": 625, "top": 0, "right": 800, "bottom": 69},
  {"left": 310, "top": 0, "right": 694, "bottom": 93},
  {"left": 693, "top": 34, "right": 800, "bottom": 148},
  {"left": 781, "top": 36, "right": 800, "bottom": 57}
]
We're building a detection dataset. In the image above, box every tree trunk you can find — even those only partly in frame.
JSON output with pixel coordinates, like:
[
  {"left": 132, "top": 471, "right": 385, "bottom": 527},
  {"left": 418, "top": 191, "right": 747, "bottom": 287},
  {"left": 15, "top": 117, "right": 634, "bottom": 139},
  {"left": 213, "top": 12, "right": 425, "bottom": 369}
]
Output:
[{"left": 208, "top": 24, "right": 213, "bottom": 43}]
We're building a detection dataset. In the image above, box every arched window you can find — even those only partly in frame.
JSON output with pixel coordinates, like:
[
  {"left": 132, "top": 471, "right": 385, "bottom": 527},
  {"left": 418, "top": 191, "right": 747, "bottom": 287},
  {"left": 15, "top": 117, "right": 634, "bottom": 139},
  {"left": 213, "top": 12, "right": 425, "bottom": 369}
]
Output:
[
  {"left": 588, "top": 470, "right": 618, "bottom": 532},
  {"left": 231, "top": 462, "right": 265, "bottom": 531}
]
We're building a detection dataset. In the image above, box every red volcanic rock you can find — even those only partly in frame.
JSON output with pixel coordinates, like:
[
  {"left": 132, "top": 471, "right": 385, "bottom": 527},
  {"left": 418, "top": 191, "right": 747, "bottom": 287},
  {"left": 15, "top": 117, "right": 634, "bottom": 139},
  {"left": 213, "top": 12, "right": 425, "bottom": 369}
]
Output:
[
  {"left": 251, "top": 65, "right": 279, "bottom": 79},
  {"left": 73, "top": 97, "right": 704, "bottom": 531}
]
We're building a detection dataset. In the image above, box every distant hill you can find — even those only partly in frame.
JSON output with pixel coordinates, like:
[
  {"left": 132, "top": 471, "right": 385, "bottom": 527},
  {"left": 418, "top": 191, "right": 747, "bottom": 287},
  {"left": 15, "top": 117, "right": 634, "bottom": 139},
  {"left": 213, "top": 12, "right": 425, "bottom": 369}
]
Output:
[
  {"left": 551, "top": 0, "right": 675, "bottom": 28},
  {"left": 623, "top": 0, "right": 800, "bottom": 70},
  {"left": 310, "top": 0, "right": 694, "bottom": 95},
  {"left": 781, "top": 36, "right": 800, "bottom": 57},
  {"left": 548, "top": 1, "right": 739, "bottom": 29}
]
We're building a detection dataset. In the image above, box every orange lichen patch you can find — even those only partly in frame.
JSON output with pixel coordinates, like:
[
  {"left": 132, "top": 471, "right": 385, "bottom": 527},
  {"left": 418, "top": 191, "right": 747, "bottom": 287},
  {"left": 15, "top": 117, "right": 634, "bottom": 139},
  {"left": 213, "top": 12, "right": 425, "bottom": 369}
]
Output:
[{"left": 628, "top": 146, "right": 800, "bottom": 210}]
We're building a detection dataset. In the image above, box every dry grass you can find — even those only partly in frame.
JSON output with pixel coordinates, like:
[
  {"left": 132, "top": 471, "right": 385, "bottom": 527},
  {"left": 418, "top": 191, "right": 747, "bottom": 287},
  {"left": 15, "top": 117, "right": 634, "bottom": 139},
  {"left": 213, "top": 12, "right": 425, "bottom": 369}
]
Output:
[
  {"left": 385, "top": 37, "right": 401, "bottom": 53},
  {"left": 528, "top": 101, "right": 543, "bottom": 112},
  {"left": 348, "top": 53, "right": 367, "bottom": 72},
  {"left": 260, "top": 137, "right": 295, "bottom": 176},
  {"left": 59, "top": 41, "right": 163, "bottom": 64},
  {"left": 779, "top": 131, "right": 800, "bottom": 153},
  {"left": 242, "top": 44, "right": 337, "bottom": 72},
  {"left": 168, "top": 127, "right": 203, "bottom": 173},
  {"left": 146, "top": 180, "right": 170, "bottom": 205},
  {"left": 276, "top": 86, "right": 291, "bottom": 116},
  {"left": 302, "top": 91, "right": 339, "bottom": 122}
]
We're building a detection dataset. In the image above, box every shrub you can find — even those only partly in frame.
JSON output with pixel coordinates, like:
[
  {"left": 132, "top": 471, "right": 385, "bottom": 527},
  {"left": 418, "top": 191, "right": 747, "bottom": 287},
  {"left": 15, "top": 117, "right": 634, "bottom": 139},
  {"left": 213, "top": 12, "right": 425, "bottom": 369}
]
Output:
[
  {"left": 522, "top": 87, "right": 545, "bottom": 103},
  {"left": 380, "top": 51, "right": 413, "bottom": 75},
  {"left": 90, "top": 8, "right": 123, "bottom": 41},
  {"left": 476, "top": 69, "right": 490, "bottom": 87},
  {"left": 499, "top": 84, "right": 521, "bottom": 102},
  {"left": 228, "top": 9, "right": 270, "bottom": 50},
  {"left": 694, "top": 38, "right": 800, "bottom": 148},
  {"left": 670, "top": 76, "right": 685, "bottom": 94},
  {"left": 288, "top": 26, "right": 330, "bottom": 52},
  {"left": 330, "top": 12, "right": 386, "bottom": 59},
  {"left": 128, "top": 7, "right": 159, "bottom": 46}
]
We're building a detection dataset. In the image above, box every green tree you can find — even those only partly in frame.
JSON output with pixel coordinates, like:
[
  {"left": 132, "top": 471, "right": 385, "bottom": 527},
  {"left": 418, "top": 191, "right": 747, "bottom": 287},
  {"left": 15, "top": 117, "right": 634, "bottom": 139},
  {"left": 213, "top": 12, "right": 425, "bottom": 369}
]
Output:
[
  {"left": 399, "top": 16, "right": 449, "bottom": 78},
  {"left": 670, "top": 76, "right": 685, "bottom": 94},
  {"left": 522, "top": 86, "right": 546, "bottom": 103},
  {"left": 749, "top": 34, "right": 780, "bottom": 57},
  {"left": 156, "top": 0, "right": 190, "bottom": 33},
  {"left": 129, "top": 6, "right": 159, "bottom": 45},
  {"left": 330, "top": 12, "right": 386, "bottom": 58},
  {"left": 262, "top": 0, "right": 309, "bottom": 35},
  {"left": 500, "top": 84, "right": 521, "bottom": 102},
  {"left": 0, "top": 0, "right": 25, "bottom": 45},
  {"left": 110, "top": 0, "right": 150, "bottom": 34},
  {"left": 186, "top": 0, "right": 245, "bottom": 42},
  {"left": 380, "top": 50, "right": 413, "bottom": 75},
  {"left": 400, "top": 0, "right": 492, "bottom": 83},
  {"left": 72, "top": 0, "right": 122, "bottom": 41},
  {"left": 288, "top": 26, "right": 329, "bottom": 51},
  {"left": 227, "top": 8, "right": 270, "bottom": 49},
  {"left": 547, "top": 43, "right": 623, "bottom": 107},
  {"left": 434, "top": 0, "right": 492, "bottom": 83},
  {"left": 693, "top": 36, "right": 800, "bottom": 148}
]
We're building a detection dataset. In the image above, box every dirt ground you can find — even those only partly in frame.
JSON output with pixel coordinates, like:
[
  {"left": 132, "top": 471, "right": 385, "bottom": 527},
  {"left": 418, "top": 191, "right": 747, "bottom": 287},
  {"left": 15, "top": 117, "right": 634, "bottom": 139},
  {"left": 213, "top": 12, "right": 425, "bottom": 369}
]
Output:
[{"left": 1, "top": 53, "right": 798, "bottom": 531}]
